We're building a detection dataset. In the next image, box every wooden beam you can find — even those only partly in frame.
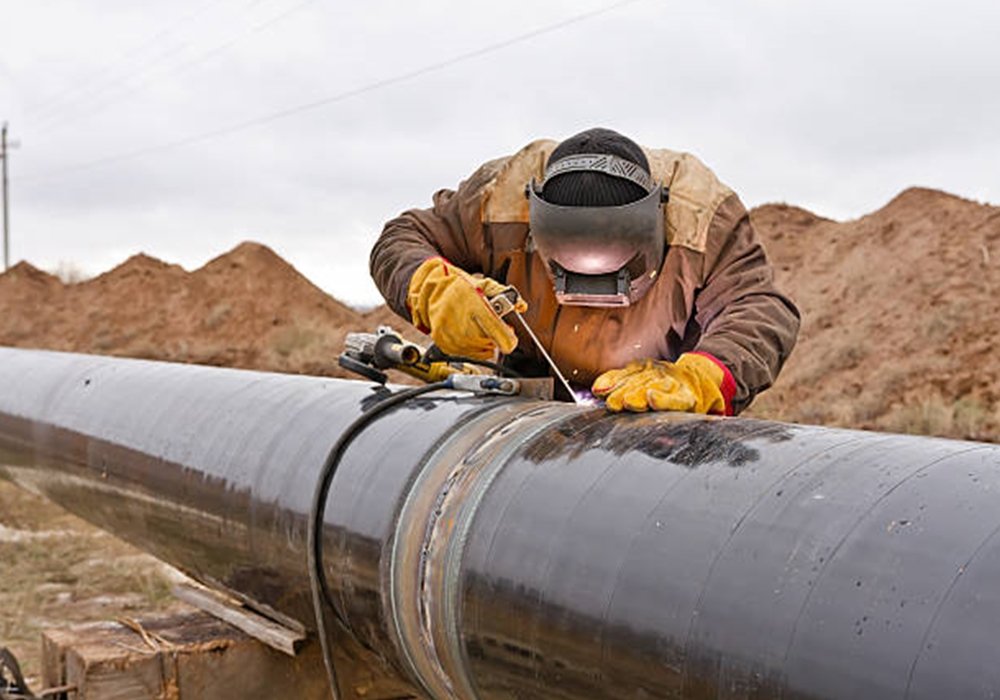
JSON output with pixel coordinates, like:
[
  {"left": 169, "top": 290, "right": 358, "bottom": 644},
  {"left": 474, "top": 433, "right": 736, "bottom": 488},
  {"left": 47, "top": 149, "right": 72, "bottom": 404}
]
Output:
[{"left": 171, "top": 584, "right": 305, "bottom": 657}]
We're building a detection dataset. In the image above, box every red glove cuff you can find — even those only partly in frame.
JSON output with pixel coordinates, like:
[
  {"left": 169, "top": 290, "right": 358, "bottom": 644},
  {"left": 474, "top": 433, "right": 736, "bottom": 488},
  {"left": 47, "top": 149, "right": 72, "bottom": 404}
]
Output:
[{"left": 689, "top": 351, "right": 737, "bottom": 416}]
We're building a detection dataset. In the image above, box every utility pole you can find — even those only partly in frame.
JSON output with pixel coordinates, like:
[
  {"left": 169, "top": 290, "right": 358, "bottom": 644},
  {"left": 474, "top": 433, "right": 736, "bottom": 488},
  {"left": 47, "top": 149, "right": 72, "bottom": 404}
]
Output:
[
  {"left": 1, "top": 123, "right": 18, "bottom": 272},
  {"left": 1, "top": 123, "right": 11, "bottom": 271}
]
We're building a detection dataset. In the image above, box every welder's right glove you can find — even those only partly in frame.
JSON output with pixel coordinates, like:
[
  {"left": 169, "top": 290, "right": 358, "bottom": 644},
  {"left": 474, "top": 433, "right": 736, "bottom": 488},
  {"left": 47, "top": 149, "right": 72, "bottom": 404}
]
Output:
[
  {"left": 406, "top": 257, "right": 526, "bottom": 361},
  {"left": 592, "top": 353, "right": 733, "bottom": 415}
]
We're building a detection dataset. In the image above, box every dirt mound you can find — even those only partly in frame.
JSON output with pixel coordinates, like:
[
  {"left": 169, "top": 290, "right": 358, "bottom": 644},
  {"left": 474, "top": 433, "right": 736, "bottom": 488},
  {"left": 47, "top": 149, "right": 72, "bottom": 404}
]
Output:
[
  {"left": 0, "top": 189, "right": 996, "bottom": 441},
  {"left": 749, "top": 187, "right": 1000, "bottom": 440},
  {"left": 0, "top": 241, "right": 419, "bottom": 378}
]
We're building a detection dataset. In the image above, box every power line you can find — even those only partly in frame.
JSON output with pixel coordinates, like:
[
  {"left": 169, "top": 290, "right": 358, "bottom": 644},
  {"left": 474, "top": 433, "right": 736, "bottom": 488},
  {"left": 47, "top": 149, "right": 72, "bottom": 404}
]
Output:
[
  {"left": 32, "top": 0, "right": 290, "bottom": 131},
  {"left": 27, "top": 0, "right": 240, "bottom": 120},
  {"left": 20, "top": 0, "right": 645, "bottom": 186},
  {"left": 36, "top": 0, "right": 319, "bottom": 132},
  {"left": 167, "top": 0, "right": 322, "bottom": 78}
]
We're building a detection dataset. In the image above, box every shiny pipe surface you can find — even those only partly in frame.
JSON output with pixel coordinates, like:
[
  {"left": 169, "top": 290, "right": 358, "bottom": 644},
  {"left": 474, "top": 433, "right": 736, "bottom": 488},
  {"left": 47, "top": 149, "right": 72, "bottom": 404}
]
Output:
[{"left": 2, "top": 348, "right": 1000, "bottom": 699}]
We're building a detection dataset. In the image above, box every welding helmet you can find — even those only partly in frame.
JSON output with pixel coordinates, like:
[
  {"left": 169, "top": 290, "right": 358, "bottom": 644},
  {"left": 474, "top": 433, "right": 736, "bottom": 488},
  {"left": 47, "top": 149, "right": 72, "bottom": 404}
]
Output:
[{"left": 527, "top": 130, "right": 667, "bottom": 307}]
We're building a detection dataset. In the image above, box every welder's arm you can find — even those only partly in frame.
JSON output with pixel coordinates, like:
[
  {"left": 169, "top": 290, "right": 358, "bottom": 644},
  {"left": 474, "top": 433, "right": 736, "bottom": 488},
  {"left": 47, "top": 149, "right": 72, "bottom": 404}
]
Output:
[
  {"left": 369, "top": 189, "right": 480, "bottom": 319},
  {"left": 369, "top": 159, "right": 503, "bottom": 319},
  {"left": 369, "top": 159, "right": 527, "bottom": 359},
  {"left": 691, "top": 194, "right": 800, "bottom": 415}
]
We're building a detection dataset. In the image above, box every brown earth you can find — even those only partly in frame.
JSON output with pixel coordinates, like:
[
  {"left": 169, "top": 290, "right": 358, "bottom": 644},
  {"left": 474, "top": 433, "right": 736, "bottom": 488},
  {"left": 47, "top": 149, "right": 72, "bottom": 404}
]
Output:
[
  {"left": 1, "top": 186, "right": 998, "bottom": 684},
  {"left": 0, "top": 480, "right": 188, "bottom": 688},
  {"left": 0, "top": 241, "right": 419, "bottom": 378},
  {"left": 748, "top": 187, "right": 999, "bottom": 441}
]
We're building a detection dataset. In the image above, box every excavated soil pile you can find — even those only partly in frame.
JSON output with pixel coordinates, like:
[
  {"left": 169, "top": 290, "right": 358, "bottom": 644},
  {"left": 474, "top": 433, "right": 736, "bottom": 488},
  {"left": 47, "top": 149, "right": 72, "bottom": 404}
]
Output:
[
  {"left": 0, "top": 187, "right": 996, "bottom": 440},
  {"left": 0, "top": 241, "right": 419, "bottom": 379},
  {"left": 748, "top": 187, "right": 999, "bottom": 440}
]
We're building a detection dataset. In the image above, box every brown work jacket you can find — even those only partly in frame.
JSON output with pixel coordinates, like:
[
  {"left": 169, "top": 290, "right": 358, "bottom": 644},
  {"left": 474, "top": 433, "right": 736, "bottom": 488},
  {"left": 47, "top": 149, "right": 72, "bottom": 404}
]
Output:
[{"left": 370, "top": 140, "right": 800, "bottom": 414}]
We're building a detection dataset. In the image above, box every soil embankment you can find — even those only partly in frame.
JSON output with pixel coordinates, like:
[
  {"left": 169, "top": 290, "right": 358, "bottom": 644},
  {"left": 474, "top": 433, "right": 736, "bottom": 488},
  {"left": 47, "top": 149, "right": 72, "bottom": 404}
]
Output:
[
  {"left": 749, "top": 187, "right": 999, "bottom": 440},
  {"left": 0, "top": 241, "right": 419, "bottom": 377}
]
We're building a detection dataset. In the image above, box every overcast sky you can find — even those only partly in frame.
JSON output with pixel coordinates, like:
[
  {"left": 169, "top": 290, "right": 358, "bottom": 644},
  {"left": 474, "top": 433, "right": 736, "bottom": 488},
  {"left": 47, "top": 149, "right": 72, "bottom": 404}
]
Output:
[{"left": 1, "top": 0, "right": 997, "bottom": 306}]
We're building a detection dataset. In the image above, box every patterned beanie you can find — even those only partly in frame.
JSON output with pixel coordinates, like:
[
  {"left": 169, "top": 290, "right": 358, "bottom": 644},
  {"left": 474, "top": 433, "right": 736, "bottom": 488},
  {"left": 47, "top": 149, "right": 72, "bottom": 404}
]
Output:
[{"left": 542, "top": 127, "right": 650, "bottom": 207}]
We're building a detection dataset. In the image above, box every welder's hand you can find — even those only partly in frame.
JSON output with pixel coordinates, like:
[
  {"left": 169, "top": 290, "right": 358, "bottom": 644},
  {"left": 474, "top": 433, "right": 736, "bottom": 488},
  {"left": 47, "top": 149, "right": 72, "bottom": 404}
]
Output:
[
  {"left": 591, "top": 353, "right": 731, "bottom": 414},
  {"left": 407, "top": 257, "right": 526, "bottom": 361}
]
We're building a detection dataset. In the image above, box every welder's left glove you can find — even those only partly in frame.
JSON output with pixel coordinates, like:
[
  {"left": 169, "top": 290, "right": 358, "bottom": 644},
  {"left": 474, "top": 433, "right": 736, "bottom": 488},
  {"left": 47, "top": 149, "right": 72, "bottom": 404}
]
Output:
[{"left": 591, "top": 353, "right": 734, "bottom": 415}]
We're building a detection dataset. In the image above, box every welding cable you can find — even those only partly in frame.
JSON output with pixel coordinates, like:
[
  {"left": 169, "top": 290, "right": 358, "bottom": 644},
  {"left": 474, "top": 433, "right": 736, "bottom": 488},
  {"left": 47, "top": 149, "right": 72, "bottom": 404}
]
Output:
[
  {"left": 307, "top": 381, "right": 449, "bottom": 700},
  {"left": 0, "top": 647, "right": 35, "bottom": 700}
]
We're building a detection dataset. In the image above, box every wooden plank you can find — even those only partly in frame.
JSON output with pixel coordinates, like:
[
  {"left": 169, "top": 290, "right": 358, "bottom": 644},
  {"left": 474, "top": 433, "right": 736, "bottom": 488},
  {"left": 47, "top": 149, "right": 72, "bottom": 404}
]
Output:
[
  {"left": 40, "top": 611, "right": 333, "bottom": 699},
  {"left": 65, "top": 641, "right": 164, "bottom": 700},
  {"left": 171, "top": 584, "right": 305, "bottom": 657},
  {"left": 40, "top": 630, "right": 69, "bottom": 690}
]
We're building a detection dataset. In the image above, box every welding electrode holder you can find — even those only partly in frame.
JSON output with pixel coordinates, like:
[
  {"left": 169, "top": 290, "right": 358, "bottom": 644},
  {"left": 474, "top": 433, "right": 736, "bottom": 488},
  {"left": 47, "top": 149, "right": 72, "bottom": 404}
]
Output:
[
  {"left": 486, "top": 285, "right": 580, "bottom": 404},
  {"left": 487, "top": 287, "right": 521, "bottom": 318}
]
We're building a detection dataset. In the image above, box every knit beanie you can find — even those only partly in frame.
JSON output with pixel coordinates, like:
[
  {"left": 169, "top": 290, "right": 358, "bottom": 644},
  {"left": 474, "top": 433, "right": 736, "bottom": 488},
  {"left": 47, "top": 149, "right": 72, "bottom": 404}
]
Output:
[{"left": 542, "top": 127, "right": 650, "bottom": 207}]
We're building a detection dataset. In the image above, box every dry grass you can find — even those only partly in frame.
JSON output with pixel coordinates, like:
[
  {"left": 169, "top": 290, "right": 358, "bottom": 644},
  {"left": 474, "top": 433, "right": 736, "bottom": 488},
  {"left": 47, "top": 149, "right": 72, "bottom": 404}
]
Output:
[
  {"left": 753, "top": 386, "right": 998, "bottom": 443},
  {"left": 0, "top": 481, "right": 181, "bottom": 685},
  {"left": 271, "top": 324, "right": 319, "bottom": 358},
  {"left": 876, "top": 395, "right": 999, "bottom": 442},
  {"left": 49, "top": 262, "right": 90, "bottom": 285}
]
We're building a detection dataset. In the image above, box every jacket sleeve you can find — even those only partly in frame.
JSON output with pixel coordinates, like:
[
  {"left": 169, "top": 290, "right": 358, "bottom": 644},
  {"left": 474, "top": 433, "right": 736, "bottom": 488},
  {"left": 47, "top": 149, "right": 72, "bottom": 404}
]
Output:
[
  {"left": 692, "top": 194, "right": 800, "bottom": 414},
  {"left": 369, "top": 159, "right": 502, "bottom": 319}
]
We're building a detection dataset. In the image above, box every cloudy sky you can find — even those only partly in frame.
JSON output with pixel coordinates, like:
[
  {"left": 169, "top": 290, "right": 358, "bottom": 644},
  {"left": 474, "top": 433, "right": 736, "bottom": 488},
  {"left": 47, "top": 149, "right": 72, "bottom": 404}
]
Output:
[{"left": 1, "top": 0, "right": 997, "bottom": 306}]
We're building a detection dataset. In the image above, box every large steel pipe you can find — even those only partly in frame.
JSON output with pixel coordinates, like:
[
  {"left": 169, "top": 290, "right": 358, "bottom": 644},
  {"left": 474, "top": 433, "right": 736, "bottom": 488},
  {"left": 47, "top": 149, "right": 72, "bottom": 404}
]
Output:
[{"left": 1, "top": 348, "right": 1000, "bottom": 699}]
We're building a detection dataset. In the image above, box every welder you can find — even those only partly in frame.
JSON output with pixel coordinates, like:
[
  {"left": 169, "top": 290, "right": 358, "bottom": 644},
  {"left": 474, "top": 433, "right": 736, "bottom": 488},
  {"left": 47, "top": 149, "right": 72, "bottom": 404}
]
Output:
[{"left": 369, "top": 127, "right": 799, "bottom": 415}]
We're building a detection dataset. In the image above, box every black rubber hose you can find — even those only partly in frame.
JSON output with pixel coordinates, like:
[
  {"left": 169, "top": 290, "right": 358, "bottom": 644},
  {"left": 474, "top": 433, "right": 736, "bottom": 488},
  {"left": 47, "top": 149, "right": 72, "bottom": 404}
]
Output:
[
  {"left": 307, "top": 382, "right": 449, "bottom": 700},
  {"left": 0, "top": 647, "right": 34, "bottom": 700}
]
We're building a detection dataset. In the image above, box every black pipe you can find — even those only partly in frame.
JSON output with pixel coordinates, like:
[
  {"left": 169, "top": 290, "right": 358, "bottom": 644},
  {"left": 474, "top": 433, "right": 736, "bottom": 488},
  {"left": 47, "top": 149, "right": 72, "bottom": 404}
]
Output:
[{"left": 1, "top": 348, "right": 999, "bottom": 699}]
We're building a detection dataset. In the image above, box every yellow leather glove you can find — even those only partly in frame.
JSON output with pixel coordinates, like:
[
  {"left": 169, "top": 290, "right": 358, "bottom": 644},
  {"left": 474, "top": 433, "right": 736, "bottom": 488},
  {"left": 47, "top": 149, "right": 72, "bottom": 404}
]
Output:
[
  {"left": 407, "top": 257, "right": 527, "bottom": 361},
  {"left": 591, "top": 353, "right": 731, "bottom": 414}
]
